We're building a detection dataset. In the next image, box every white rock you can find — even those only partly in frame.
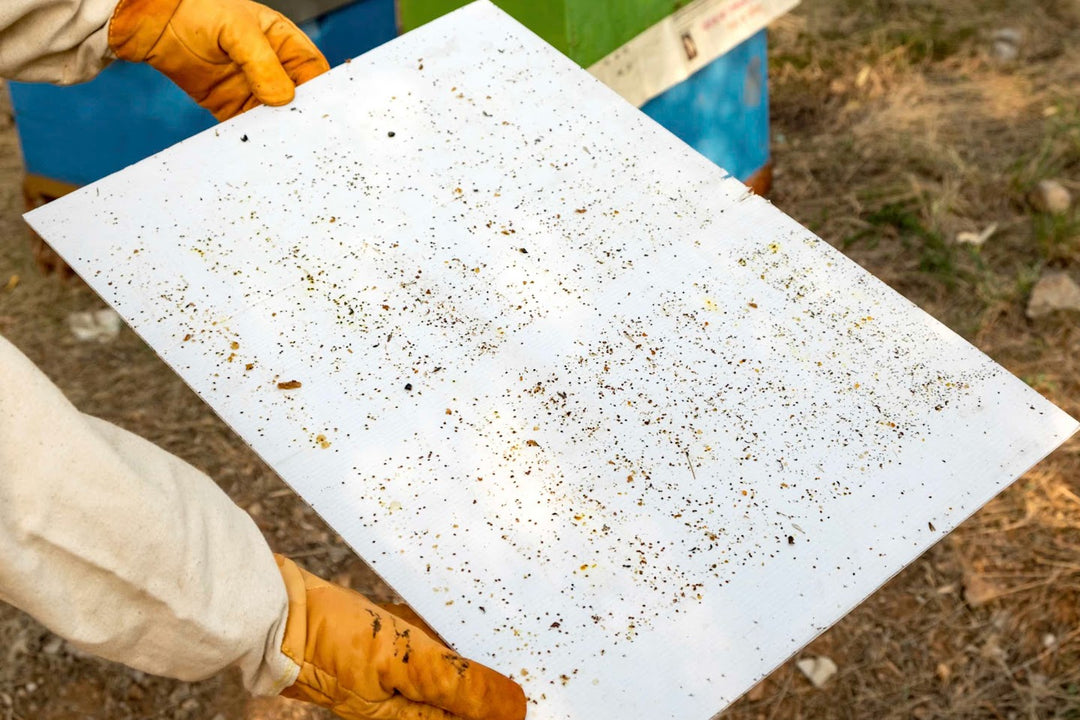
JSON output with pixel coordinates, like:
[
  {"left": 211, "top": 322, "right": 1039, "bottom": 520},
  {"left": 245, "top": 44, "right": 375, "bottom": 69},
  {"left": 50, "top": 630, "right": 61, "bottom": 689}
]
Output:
[
  {"left": 796, "top": 655, "right": 838, "bottom": 688},
  {"left": 68, "top": 308, "right": 123, "bottom": 342},
  {"left": 1027, "top": 272, "right": 1080, "bottom": 318},
  {"left": 991, "top": 28, "right": 1021, "bottom": 62},
  {"left": 1031, "top": 179, "right": 1073, "bottom": 214}
]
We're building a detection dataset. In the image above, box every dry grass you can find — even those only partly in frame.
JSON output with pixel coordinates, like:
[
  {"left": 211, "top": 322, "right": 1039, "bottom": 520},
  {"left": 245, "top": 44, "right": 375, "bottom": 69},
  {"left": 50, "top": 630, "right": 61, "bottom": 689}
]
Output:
[{"left": 0, "top": 0, "right": 1079, "bottom": 718}]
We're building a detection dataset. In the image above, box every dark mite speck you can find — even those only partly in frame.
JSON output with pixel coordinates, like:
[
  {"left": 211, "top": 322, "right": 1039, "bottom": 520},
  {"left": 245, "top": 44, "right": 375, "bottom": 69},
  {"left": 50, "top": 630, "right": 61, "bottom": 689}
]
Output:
[
  {"left": 388, "top": 131, "right": 396, "bottom": 137},
  {"left": 240, "top": 134, "right": 249, "bottom": 142},
  {"left": 787, "top": 536, "right": 795, "bottom": 545},
  {"left": 519, "top": 248, "right": 528, "bottom": 254},
  {"left": 405, "top": 383, "right": 413, "bottom": 391}
]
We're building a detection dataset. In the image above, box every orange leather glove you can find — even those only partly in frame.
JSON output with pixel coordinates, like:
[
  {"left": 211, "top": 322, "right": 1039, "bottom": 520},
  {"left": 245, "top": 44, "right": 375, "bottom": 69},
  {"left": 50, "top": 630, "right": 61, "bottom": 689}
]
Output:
[
  {"left": 108, "top": 0, "right": 330, "bottom": 121},
  {"left": 275, "top": 555, "right": 527, "bottom": 720}
]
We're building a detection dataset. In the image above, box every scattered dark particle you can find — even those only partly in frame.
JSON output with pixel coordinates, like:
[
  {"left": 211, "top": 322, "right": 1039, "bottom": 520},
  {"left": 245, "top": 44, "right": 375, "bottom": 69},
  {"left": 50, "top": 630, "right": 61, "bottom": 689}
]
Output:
[
  {"left": 519, "top": 248, "right": 528, "bottom": 254},
  {"left": 787, "top": 536, "right": 795, "bottom": 545},
  {"left": 405, "top": 383, "right": 413, "bottom": 391},
  {"left": 240, "top": 134, "right": 249, "bottom": 142},
  {"left": 526, "top": 439, "right": 540, "bottom": 448},
  {"left": 928, "top": 521, "right": 936, "bottom": 532},
  {"left": 478, "top": 606, "right": 486, "bottom": 613},
  {"left": 550, "top": 621, "right": 561, "bottom": 629},
  {"left": 748, "top": 302, "right": 758, "bottom": 308},
  {"left": 388, "top": 131, "right": 396, "bottom": 137},
  {"left": 277, "top": 380, "right": 302, "bottom": 390},
  {"left": 575, "top": 208, "right": 587, "bottom": 214}
]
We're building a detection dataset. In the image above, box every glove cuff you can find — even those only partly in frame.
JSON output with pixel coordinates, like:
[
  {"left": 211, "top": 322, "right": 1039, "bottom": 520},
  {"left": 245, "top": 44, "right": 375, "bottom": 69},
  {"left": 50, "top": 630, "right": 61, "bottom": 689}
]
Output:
[
  {"left": 108, "top": 0, "right": 184, "bottom": 62},
  {"left": 273, "top": 554, "right": 339, "bottom": 706}
]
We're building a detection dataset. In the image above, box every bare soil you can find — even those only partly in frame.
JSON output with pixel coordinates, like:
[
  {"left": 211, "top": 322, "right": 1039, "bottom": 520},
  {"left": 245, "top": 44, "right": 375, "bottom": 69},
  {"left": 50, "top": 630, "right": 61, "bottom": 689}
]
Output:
[{"left": 1, "top": 1, "right": 1079, "bottom": 718}]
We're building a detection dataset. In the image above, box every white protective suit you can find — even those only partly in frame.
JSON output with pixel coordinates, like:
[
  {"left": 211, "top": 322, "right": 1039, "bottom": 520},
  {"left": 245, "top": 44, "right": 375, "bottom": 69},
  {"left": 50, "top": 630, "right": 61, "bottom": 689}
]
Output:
[{"left": 0, "top": 0, "right": 300, "bottom": 695}]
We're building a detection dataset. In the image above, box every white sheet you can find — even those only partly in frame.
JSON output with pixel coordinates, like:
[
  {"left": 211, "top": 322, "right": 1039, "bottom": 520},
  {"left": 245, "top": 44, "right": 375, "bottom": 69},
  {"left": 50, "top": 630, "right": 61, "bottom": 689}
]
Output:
[{"left": 26, "top": 3, "right": 1078, "bottom": 718}]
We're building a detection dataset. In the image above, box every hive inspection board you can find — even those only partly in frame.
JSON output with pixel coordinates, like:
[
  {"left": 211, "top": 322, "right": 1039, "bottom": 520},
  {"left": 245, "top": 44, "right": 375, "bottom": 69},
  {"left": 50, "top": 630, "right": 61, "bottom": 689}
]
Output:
[{"left": 25, "top": 3, "right": 1079, "bottom": 718}]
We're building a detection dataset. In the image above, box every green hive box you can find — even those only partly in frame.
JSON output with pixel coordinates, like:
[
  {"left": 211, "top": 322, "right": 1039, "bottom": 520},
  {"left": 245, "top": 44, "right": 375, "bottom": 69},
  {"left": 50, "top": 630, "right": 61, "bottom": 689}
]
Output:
[{"left": 399, "top": 0, "right": 684, "bottom": 67}]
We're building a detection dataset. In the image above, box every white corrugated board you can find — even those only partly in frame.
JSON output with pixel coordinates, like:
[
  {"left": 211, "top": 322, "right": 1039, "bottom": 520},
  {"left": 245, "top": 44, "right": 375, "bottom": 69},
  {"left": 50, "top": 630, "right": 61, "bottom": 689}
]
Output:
[{"left": 25, "top": 3, "right": 1077, "bottom": 718}]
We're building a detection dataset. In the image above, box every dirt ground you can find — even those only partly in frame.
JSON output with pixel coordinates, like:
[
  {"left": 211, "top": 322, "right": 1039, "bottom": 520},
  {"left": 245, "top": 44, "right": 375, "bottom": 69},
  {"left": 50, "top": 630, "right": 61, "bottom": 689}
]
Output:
[{"left": 2, "top": 0, "right": 1079, "bottom": 718}]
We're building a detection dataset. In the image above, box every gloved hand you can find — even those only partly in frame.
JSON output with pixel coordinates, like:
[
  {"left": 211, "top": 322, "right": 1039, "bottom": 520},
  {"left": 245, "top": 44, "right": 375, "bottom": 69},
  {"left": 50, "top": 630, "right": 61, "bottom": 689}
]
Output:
[
  {"left": 275, "top": 555, "right": 527, "bottom": 720},
  {"left": 108, "top": 0, "right": 330, "bottom": 121}
]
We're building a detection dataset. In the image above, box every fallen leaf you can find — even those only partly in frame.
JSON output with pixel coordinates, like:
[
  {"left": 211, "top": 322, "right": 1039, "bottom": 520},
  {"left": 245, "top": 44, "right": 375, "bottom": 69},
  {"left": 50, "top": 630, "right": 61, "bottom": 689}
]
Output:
[{"left": 955, "top": 222, "right": 998, "bottom": 247}]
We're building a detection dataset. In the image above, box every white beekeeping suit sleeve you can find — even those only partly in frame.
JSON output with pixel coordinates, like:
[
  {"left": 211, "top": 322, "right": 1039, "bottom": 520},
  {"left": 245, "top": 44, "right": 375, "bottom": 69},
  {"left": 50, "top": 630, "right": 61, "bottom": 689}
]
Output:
[
  {"left": 0, "top": 333, "right": 300, "bottom": 694},
  {"left": 0, "top": 0, "right": 118, "bottom": 84}
]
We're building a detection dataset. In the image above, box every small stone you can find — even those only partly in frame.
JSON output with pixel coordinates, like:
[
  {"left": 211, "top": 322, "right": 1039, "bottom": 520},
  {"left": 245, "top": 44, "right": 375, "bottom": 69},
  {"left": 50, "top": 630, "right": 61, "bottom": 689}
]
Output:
[
  {"left": 1030, "top": 179, "right": 1072, "bottom": 214},
  {"left": 936, "top": 662, "right": 951, "bottom": 682},
  {"left": 796, "top": 655, "right": 838, "bottom": 688},
  {"left": 990, "top": 28, "right": 1021, "bottom": 62},
  {"left": 1027, "top": 272, "right": 1080, "bottom": 319},
  {"left": 68, "top": 308, "right": 123, "bottom": 342},
  {"left": 1043, "top": 633, "right": 1057, "bottom": 648},
  {"left": 41, "top": 635, "right": 64, "bottom": 655}
]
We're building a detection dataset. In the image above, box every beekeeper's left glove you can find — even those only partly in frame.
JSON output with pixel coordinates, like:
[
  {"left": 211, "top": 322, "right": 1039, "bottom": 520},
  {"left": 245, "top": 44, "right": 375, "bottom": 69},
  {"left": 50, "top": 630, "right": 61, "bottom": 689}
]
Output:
[
  {"left": 108, "top": 0, "right": 330, "bottom": 121},
  {"left": 274, "top": 555, "right": 527, "bottom": 720}
]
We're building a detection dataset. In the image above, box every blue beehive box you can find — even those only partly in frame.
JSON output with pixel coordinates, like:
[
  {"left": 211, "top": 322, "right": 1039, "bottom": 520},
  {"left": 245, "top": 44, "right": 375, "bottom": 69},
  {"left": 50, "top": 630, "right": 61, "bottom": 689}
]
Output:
[{"left": 641, "top": 30, "right": 769, "bottom": 191}]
